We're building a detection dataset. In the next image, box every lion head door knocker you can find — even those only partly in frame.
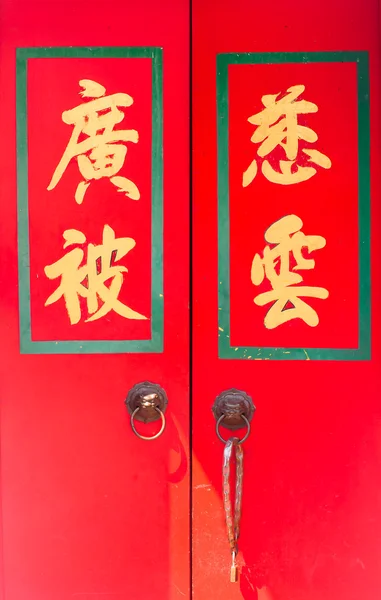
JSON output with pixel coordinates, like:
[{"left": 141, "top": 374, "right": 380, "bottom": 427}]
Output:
[{"left": 125, "top": 382, "right": 168, "bottom": 441}]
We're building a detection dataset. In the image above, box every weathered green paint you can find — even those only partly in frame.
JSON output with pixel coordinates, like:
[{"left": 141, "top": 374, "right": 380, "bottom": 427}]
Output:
[
  {"left": 17, "top": 46, "right": 163, "bottom": 354},
  {"left": 217, "top": 51, "right": 370, "bottom": 361}
]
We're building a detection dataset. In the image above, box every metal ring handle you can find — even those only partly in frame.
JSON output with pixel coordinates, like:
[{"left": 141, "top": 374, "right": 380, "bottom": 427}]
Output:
[
  {"left": 216, "top": 414, "right": 250, "bottom": 444},
  {"left": 131, "top": 406, "right": 166, "bottom": 441}
]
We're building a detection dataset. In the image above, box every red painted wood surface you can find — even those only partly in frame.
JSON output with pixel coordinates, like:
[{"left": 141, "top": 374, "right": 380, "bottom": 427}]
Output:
[
  {"left": 1, "top": 1, "right": 381, "bottom": 598},
  {"left": 0, "top": 1, "right": 189, "bottom": 599},
  {"left": 193, "top": 0, "right": 381, "bottom": 598},
  {"left": 28, "top": 56, "right": 153, "bottom": 342},
  {"left": 229, "top": 60, "right": 359, "bottom": 350}
]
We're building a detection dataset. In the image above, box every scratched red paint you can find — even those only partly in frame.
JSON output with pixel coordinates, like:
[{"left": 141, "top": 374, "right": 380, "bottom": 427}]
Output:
[
  {"left": 28, "top": 58, "right": 152, "bottom": 341},
  {"left": 193, "top": 0, "right": 381, "bottom": 599},
  {"left": 229, "top": 61, "right": 359, "bottom": 349}
]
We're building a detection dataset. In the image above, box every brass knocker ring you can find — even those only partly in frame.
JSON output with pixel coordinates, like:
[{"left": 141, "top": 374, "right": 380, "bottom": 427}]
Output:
[
  {"left": 125, "top": 382, "right": 168, "bottom": 441},
  {"left": 216, "top": 413, "right": 251, "bottom": 444},
  {"left": 130, "top": 406, "right": 166, "bottom": 441}
]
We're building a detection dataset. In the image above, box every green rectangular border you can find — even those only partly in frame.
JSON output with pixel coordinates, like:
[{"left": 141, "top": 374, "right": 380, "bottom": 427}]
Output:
[
  {"left": 217, "top": 51, "right": 371, "bottom": 361},
  {"left": 17, "top": 46, "right": 163, "bottom": 354}
]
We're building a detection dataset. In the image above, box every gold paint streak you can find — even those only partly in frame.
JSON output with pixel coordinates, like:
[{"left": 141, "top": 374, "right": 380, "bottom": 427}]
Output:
[
  {"left": 303, "top": 148, "right": 331, "bottom": 169},
  {"left": 45, "top": 225, "right": 147, "bottom": 324},
  {"left": 262, "top": 159, "right": 317, "bottom": 185},
  {"left": 243, "top": 84, "right": 331, "bottom": 186},
  {"left": 251, "top": 215, "right": 328, "bottom": 328},
  {"left": 48, "top": 80, "right": 139, "bottom": 204},
  {"left": 63, "top": 228, "right": 86, "bottom": 249},
  {"left": 110, "top": 175, "right": 140, "bottom": 200},
  {"left": 242, "top": 158, "right": 258, "bottom": 187},
  {"left": 79, "top": 79, "right": 106, "bottom": 98},
  {"left": 74, "top": 181, "right": 90, "bottom": 204}
]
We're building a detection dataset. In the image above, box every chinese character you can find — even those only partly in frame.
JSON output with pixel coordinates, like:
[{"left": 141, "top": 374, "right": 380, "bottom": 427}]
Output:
[
  {"left": 44, "top": 224, "right": 147, "bottom": 324},
  {"left": 243, "top": 85, "right": 331, "bottom": 186},
  {"left": 48, "top": 79, "right": 140, "bottom": 204},
  {"left": 251, "top": 214, "right": 328, "bottom": 328}
]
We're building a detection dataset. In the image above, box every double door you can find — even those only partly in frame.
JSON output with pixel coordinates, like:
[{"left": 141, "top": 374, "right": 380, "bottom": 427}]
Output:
[{"left": 1, "top": 0, "right": 380, "bottom": 598}]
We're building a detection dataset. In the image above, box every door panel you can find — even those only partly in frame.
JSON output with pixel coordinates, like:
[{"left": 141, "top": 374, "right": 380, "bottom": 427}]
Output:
[
  {"left": 193, "top": 0, "right": 381, "bottom": 598},
  {"left": 0, "top": 2, "right": 189, "bottom": 599}
]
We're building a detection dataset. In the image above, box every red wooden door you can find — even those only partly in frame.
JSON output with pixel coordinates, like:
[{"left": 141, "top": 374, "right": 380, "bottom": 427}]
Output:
[
  {"left": 193, "top": 0, "right": 381, "bottom": 599},
  {"left": 1, "top": 1, "right": 381, "bottom": 599},
  {"left": 0, "top": 1, "right": 189, "bottom": 599}
]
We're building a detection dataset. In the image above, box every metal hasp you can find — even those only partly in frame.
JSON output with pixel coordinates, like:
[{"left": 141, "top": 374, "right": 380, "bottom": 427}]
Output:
[
  {"left": 213, "top": 388, "right": 256, "bottom": 581},
  {"left": 125, "top": 382, "right": 168, "bottom": 441}
]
